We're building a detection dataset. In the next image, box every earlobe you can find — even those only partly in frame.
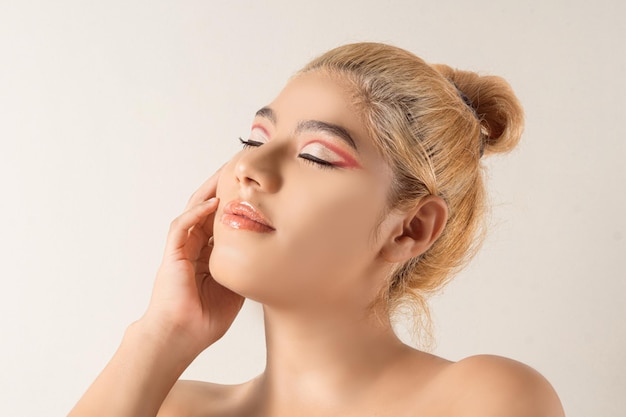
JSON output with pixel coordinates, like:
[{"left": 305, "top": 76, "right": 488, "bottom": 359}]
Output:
[{"left": 380, "top": 196, "right": 448, "bottom": 263}]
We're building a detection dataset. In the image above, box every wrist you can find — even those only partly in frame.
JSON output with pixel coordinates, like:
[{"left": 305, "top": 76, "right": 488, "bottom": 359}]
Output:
[
  {"left": 67, "top": 317, "right": 201, "bottom": 417},
  {"left": 126, "top": 316, "right": 203, "bottom": 367}
]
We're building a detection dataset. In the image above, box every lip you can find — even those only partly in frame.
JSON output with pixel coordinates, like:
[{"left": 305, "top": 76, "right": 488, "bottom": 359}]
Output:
[{"left": 221, "top": 200, "right": 275, "bottom": 233}]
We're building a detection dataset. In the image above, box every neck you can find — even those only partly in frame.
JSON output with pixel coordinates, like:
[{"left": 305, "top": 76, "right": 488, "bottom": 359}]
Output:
[{"left": 251, "top": 303, "right": 411, "bottom": 413}]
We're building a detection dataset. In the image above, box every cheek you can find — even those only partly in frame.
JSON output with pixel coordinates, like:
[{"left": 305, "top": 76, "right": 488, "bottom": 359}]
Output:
[
  {"left": 279, "top": 176, "right": 385, "bottom": 276},
  {"left": 272, "top": 177, "right": 387, "bottom": 306}
]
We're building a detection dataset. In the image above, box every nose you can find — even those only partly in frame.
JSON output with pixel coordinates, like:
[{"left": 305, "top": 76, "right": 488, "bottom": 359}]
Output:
[{"left": 234, "top": 143, "right": 283, "bottom": 194}]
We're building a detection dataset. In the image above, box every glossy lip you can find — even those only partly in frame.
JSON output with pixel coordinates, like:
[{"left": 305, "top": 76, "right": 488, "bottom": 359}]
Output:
[{"left": 221, "top": 200, "right": 275, "bottom": 232}]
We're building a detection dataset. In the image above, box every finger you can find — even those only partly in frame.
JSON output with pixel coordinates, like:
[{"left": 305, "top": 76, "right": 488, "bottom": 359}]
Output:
[
  {"left": 186, "top": 196, "right": 220, "bottom": 259},
  {"left": 186, "top": 211, "right": 215, "bottom": 259},
  {"left": 165, "top": 198, "right": 219, "bottom": 256},
  {"left": 183, "top": 223, "right": 210, "bottom": 261},
  {"left": 194, "top": 243, "right": 213, "bottom": 275},
  {"left": 185, "top": 165, "right": 225, "bottom": 210}
]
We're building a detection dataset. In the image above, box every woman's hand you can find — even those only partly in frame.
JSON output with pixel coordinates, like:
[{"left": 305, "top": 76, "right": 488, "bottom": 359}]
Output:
[
  {"left": 68, "top": 168, "right": 244, "bottom": 417},
  {"left": 140, "top": 168, "right": 245, "bottom": 359}
]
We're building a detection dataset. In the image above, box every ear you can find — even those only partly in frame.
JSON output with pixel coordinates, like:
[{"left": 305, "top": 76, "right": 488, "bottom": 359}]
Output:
[{"left": 380, "top": 196, "right": 448, "bottom": 263}]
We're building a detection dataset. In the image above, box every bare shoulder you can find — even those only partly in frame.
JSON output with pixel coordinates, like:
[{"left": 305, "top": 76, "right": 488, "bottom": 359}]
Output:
[
  {"left": 440, "top": 355, "right": 565, "bottom": 417},
  {"left": 157, "top": 379, "right": 243, "bottom": 417}
]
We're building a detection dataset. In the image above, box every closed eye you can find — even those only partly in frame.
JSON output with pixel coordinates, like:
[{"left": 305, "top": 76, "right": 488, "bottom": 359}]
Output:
[
  {"left": 239, "top": 137, "right": 264, "bottom": 148},
  {"left": 298, "top": 153, "right": 335, "bottom": 169}
]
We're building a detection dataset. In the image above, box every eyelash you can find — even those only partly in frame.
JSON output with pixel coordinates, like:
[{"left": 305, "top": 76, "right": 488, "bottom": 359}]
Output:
[
  {"left": 239, "top": 137, "right": 263, "bottom": 148},
  {"left": 238, "top": 137, "right": 336, "bottom": 169}
]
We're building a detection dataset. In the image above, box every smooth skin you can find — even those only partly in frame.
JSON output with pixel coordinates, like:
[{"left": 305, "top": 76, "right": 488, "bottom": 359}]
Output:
[{"left": 68, "top": 72, "right": 564, "bottom": 417}]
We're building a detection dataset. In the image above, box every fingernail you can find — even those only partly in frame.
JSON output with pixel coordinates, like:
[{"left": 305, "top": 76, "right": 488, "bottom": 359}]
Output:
[{"left": 205, "top": 197, "right": 217, "bottom": 204}]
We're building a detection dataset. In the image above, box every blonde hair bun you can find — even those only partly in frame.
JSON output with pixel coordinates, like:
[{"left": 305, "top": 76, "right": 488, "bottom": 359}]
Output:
[{"left": 432, "top": 64, "right": 524, "bottom": 156}]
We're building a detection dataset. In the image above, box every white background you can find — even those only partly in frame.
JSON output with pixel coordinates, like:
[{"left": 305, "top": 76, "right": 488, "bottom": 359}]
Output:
[{"left": 1, "top": 1, "right": 624, "bottom": 416}]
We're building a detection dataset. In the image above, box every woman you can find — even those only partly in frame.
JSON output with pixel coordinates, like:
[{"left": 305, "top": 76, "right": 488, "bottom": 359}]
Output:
[{"left": 69, "top": 43, "right": 564, "bottom": 416}]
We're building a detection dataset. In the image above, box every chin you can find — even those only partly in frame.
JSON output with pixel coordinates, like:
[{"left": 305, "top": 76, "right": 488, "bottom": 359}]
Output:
[
  {"left": 209, "top": 242, "right": 272, "bottom": 304},
  {"left": 209, "top": 245, "right": 243, "bottom": 291},
  {"left": 208, "top": 240, "right": 313, "bottom": 309}
]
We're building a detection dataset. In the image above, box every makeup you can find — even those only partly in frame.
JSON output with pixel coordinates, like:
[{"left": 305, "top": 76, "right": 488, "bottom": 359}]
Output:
[
  {"left": 221, "top": 200, "right": 275, "bottom": 233},
  {"left": 250, "top": 123, "right": 270, "bottom": 138},
  {"left": 302, "top": 139, "right": 361, "bottom": 169}
]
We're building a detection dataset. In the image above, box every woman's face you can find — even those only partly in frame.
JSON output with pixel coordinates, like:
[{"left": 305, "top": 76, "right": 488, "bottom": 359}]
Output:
[{"left": 210, "top": 71, "right": 396, "bottom": 311}]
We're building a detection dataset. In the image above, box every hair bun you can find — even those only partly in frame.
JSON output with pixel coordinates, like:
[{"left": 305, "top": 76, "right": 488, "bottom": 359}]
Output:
[{"left": 432, "top": 64, "right": 524, "bottom": 155}]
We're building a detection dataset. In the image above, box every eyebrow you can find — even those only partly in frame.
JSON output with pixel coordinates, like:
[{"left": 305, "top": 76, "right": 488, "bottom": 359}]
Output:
[
  {"left": 255, "top": 106, "right": 277, "bottom": 124},
  {"left": 254, "top": 106, "right": 358, "bottom": 150},
  {"left": 295, "top": 120, "right": 357, "bottom": 150}
]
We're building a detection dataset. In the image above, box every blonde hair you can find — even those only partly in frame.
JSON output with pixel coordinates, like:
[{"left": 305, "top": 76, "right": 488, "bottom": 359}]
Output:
[{"left": 300, "top": 43, "right": 524, "bottom": 337}]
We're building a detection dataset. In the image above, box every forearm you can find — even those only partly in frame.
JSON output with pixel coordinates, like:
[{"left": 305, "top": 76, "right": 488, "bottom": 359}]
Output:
[{"left": 67, "top": 320, "right": 197, "bottom": 417}]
